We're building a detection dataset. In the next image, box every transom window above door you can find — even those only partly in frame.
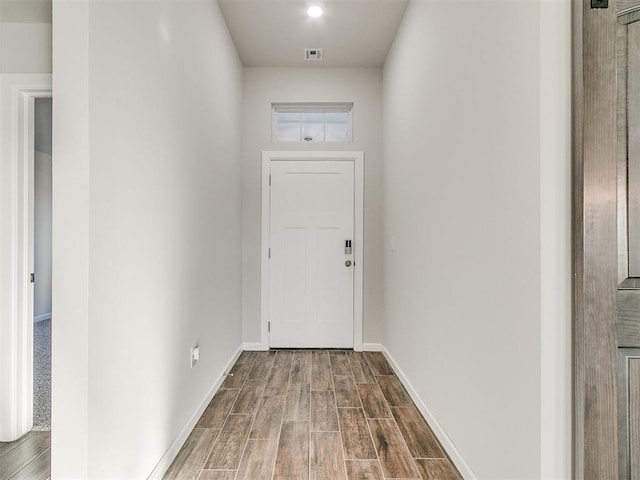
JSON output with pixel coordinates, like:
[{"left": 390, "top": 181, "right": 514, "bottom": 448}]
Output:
[{"left": 272, "top": 103, "right": 353, "bottom": 143}]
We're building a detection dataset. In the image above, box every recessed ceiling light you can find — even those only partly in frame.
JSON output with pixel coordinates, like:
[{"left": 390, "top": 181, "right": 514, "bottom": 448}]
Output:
[{"left": 307, "top": 5, "right": 323, "bottom": 18}]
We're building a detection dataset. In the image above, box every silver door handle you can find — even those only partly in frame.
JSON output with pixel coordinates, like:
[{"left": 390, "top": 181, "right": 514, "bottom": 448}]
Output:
[{"left": 345, "top": 260, "right": 352, "bottom": 267}]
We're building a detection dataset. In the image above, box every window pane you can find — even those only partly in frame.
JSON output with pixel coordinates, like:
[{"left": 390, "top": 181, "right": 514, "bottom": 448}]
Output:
[
  {"left": 277, "top": 122, "right": 301, "bottom": 142},
  {"left": 277, "top": 112, "right": 301, "bottom": 124},
  {"left": 325, "top": 112, "right": 348, "bottom": 124},
  {"left": 273, "top": 104, "right": 352, "bottom": 143},
  {"left": 325, "top": 122, "right": 349, "bottom": 142},
  {"left": 301, "top": 112, "right": 324, "bottom": 123},
  {"left": 301, "top": 121, "right": 324, "bottom": 142}
]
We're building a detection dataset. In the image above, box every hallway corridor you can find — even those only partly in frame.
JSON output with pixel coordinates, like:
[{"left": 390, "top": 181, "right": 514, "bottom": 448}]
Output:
[{"left": 164, "top": 350, "right": 460, "bottom": 480}]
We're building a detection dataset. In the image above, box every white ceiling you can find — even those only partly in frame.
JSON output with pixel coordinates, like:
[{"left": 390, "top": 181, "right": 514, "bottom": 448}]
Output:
[{"left": 218, "top": 0, "right": 408, "bottom": 67}]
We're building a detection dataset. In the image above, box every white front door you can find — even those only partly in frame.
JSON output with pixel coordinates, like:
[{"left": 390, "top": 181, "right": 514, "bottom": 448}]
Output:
[{"left": 268, "top": 160, "right": 355, "bottom": 348}]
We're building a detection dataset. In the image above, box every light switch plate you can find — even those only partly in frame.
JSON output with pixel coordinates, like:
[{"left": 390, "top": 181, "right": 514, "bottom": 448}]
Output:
[{"left": 190, "top": 344, "right": 199, "bottom": 368}]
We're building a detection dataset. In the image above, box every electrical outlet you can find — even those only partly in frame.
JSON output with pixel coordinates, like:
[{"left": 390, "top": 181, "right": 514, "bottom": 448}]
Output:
[{"left": 190, "top": 344, "right": 200, "bottom": 368}]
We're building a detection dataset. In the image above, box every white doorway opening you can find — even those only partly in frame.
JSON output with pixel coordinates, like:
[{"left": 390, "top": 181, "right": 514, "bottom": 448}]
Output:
[
  {"left": 33, "top": 97, "right": 52, "bottom": 431},
  {"left": 0, "top": 74, "right": 52, "bottom": 441},
  {"left": 260, "top": 151, "right": 364, "bottom": 350}
]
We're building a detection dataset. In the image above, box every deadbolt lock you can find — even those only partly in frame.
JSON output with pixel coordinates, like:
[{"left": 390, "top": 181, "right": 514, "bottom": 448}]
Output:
[{"left": 345, "top": 260, "right": 352, "bottom": 267}]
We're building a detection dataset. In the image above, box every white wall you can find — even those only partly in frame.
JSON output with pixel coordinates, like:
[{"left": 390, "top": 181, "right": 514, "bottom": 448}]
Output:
[
  {"left": 0, "top": 23, "right": 51, "bottom": 73},
  {"left": 52, "top": 1, "right": 243, "bottom": 478},
  {"left": 242, "top": 67, "right": 384, "bottom": 347},
  {"left": 34, "top": 151, "right": 52, "bottom": 319},
  {"left": 539, "top": 1, "right": 571, "bottom": 478},
  {"left": 0, "top": 0, "right": 51, "bottom": 74},
  {"left": 34, "top": 97, "right": 52, "bottom": 320},
  {"left": 0, "top": 0, "right": 51, "bottom": 22},
  {"left": 382, "top": 1, "right": 570, "bottom": 478}
]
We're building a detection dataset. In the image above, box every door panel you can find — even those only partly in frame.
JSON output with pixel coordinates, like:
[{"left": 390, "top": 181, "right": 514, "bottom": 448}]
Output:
[
  {"left": 269, "top": 160, "right": 354, "bottom": 348},
  {"left": 317, "top": 226, "right": 344, "bottom": 324},
  {"left": 283, "top": 226, "right": 307, "bottom": 325},
  {"left": 619, "top": 350, "right": 640, "bottom": 479},
  {"left": 631, "top": 357, "right": 640, "bottom": 480},
  {"left": 617, "top": 6, "right": 640, "bottom": 479}
]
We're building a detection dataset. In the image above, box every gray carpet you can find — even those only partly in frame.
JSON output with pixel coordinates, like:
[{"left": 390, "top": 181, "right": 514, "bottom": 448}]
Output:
[{"left": 33, "top": 318, "right": 51, "bottom": 431}]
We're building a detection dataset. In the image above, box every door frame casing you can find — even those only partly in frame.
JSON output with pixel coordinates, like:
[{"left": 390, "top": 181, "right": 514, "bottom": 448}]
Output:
[
  {"left": 0, "top": 74, "right": 52, "bottom": 441},
  {"left": 260, "top": 151, "right": 364, "bottom": 351},
  {"left": 572, "top": 0, "right": 620, "bottom": 477}
]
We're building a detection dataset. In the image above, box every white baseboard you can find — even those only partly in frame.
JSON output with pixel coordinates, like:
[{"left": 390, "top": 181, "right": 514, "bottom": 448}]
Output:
[
  {"left": 242, "top": 342, "right": 267, "bottom": 351},
  {"left": 361, "top": 343, "right": 383, "bottom": 352},
  {"left": 147, "top": 345, "right": 243, "bottom": 480},
  {"left": 244, "top": 342, "right": 380, "bottom": 352},
  {"left": 382, "top": 347, "right": 477, "bottom": 480},
  {"left": 34, "top": 313, "right": 51, "bottom": 323}
]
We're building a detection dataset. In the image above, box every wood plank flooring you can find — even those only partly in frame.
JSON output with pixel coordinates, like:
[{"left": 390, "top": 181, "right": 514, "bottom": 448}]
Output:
[
  {"left": 164, "top": 350, "right": 461, "bottom": 480},
  {"left": 0, "top": 431, "right": 50, "bottom": 480}
]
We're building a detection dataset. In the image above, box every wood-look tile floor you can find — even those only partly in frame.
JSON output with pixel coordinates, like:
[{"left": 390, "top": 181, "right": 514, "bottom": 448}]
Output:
[
  {"left": 164, "top": 350, "right": 462, "bottom": 480},
  {"left": 0, "top": 431, "right": 51, "bottom": 480}
]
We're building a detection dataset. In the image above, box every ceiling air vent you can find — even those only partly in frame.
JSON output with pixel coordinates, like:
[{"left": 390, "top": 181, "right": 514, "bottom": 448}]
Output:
[{"left": 304, "top": 48, "right": 323, "bottom": 61}]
